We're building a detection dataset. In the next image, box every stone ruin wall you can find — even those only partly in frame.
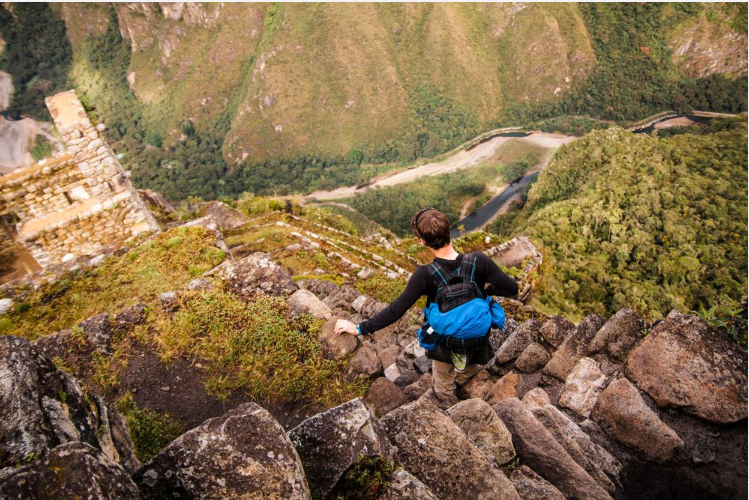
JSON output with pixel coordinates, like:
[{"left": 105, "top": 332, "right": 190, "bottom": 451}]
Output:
[{"left": 0, "top": 91, "right": 160, "bottom": 269}]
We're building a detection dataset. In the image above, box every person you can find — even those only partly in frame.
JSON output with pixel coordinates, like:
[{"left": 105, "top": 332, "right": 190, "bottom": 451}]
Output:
[{"left": 334, "top": 207, "right": 518, "bottom": 403}]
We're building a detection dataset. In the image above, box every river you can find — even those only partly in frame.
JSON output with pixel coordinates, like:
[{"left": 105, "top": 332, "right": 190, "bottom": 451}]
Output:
[{"left": 451, "top": 114, "right": 714, "bottom": 236}]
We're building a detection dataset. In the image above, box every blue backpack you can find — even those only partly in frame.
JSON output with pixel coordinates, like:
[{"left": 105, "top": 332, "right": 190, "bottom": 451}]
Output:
[{"left": 417, "top": 253, "right": 505, "bottom": 351}]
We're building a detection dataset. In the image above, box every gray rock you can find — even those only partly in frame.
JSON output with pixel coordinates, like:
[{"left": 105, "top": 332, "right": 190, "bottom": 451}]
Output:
[
  {"left": 593, "top": 377, "right": 685, "bottom": 463},
  {"left": 530, "top": 406, "right": 616, "bottom": 493},
  {"left": 289, "top": 398, "right": 394, "bottom": 499},
  {"left": 186, "top": 278, "right": 212, "bottom": 291},
  {"left": 347, "top": 345, "right": 383, "bottom": 380},
  {"left": 493, "top": 398, "right": 613, "bottom": 500},
  {"left": 114, "top": 303, "right": 149, "bottom": 329},
  {"left": 0, "top": 442, "right": 140, "bottom": 499},
  {"left": 287, "top": 289, "right": 332, "bottom": 320},
  {"left": 297, "top": 279, "right": 340, "bottom": 300},
  {"left": 558, "top": 357, "right": 607, "bottom": 418},
  {"left": 495, "top": 319, "right": 541, "bottom": 364},
  {"left": 404, "top": 339, "right": 426, "bottom": 359},
  {"left": 365, "top": 377, "right": 406, "bottom": 417},
  {"left": 323, "top": 286, "right": 362, "bottom": 313},
  {"left": 286, "top": 243, "right": 303, "bottom": 252},
  {"left": 201, "top": 200, "right": 251, "bottom": 231},
  {"left": 403, "top": 373, "right": 432, "bottom": 401},
  {"left": 318, "top": 318, "right": 358, "bottom": 360},
  {"left": 515, "top": 342, "right": 551, "bottom": 373},
  {"left": 0, "top": 336, "right": 138, "bottom": 473},
  {"left": 385, "top": 362, "right": 420, "bottom": 387},
  {"left": 588, "top": 308, "right": 648, "bottom": 362},
  {"left": 134, "top": 403, "right": 310, "bottom": 499},
  {"left": 381, "top": 399, "right": 521, "bottom": 500},
  {"left": 538, "top": 316, "right": 576, "bottom": 348},
  {"left": 78, "top": 313, "right": 113, "bottom": 354},
  {"left": 211, "top": 252, "right": 297, "bottom": 298},
  {"left": 624, "top": 310, "right": 747, "bottom": 424},
  {"left": 88, "top": 254, "right": 106, "bottom": 267},
  {"left": 352, "top": 295, "right": 387, "bottom": 319},
  {"left": 380, "top": 468, "right": 439, "bottom": 500},
  {"left": 0, "top": 298, "right": 13, "bottom": 316},
  {"left": 157, "top": 290, "right": 179, "bottom": 309},
  {"left": 413, "top": 355, "right": 431, "bottom": 375},
  {"left": 544, "top": 314, "right": 605, "bottom": 381},
  {"left": 446, "top": 398, "right": 516, "bottom": 466},
  {"left": 357, "top": 267, "right": 375, "bottom": 280},
  {"left": 510, "top": 465, "right": 566, "bottom": 500}
]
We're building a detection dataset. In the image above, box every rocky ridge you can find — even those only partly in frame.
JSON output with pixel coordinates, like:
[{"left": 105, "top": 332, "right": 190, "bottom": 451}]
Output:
[{"left": 0, "top": 229, "right": 745, "bottom": 498}]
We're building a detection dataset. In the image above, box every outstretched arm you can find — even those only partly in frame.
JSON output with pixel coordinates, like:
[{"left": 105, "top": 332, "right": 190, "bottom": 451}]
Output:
[
  {"left": 480, "top": 254, "right": 519, "bottom": 297},
  {"left": 336, "top": 268, "right": 429, "bottom": 336}
]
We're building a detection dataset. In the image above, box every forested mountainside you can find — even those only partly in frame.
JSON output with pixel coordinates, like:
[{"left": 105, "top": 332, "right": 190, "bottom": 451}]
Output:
[
  {"left": 0, "top": 2, "right": 747, "bottom": 200},
  {"left": 489, "top": 118, "right": 748, "bottom": 322}
]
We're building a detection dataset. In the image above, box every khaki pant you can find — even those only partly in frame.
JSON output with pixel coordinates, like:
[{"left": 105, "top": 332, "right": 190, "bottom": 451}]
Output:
[{"left": 432, "top": 359, "right": 480, "bottom": 401}]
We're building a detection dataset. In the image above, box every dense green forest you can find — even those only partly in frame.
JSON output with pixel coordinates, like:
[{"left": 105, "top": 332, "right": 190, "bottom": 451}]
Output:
[
  {"left": 489, "top": 119, "right": 748, "bottom": 321},
  {"left": 0, "top": 3, "right": 746, "bottom": 201},
  {"left": 0, "top": 3, "right": 72, "bottom": 116}
]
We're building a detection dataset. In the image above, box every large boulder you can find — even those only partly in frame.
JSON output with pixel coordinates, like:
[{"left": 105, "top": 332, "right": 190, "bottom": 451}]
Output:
[
  {"left": 593, "top": 377, "right": 685, "bottom": 463},
  {"left": 588, "top": 308, "right": 648, "bottom": 363},
  {"left": 211, "top": 252, "right": 297, "bottom": 298},
  {"left": 624, "top": 310, "right": 747, "bottom": 424},
  {"left": 538, "top": 316, "right": 576, "bottom": 348},
  {"left": 558, "top": 357, "right": 607, "bottom": 418},
  {"left": 319, "top": 318, "right": 358, "bottom": 360},
  {"left": 347, "top": 344, "right": 383, "bottom": 379},
  {"left": 380, "top": 399, "right": 521, "bottom": 500},
  {"left": 323, "top": 286, "right": 362, "bottom": 314},
  {"left": 544, "top": 314, "right": 605, "bottom": 381},
  {"left": 0, "top": 442, "right": 140, "bottom": 499},
  {"left": 494, "top": 319, "right": 541, "bottom": 364},
  {"left": 493, "top": 398, "right": 613, "bottom": 500},
  {"left": 515, "top": 342, "right": 551, "bottom": 373},
  {"left": 289, "top": 398, "right": 395, "bottom": 499},
  {"left": 446, "top": 398, "right": 516, "bottom": 466},
  {"left": 287, "top": 289, "right": 332, "bottom": 319},
  {"left": 532, "top": 404, "right": 622, "bottom": 489},
  {"left": 201, "top": 201, "right": 250, "bottom": 231},
  {"left": 488, "top": 371, "right": 520, "bottom": 404},
  {"left": 0, "top": 336, "right": 138, "bottom": 473},
  {"left": 365, "top": 378, "right": 406, "bottom": 416},
  {"left": 352, "top": 295, "right": 387, "bottom": 319},
  {"left": 509, "top": 465, "right": 566, "bottom": 500},
  {"left": 380, "top": 469, "right": 439, "bottom": 500},
  {"left": 134, "top": 403, "right": 310, "bottom": 499}
]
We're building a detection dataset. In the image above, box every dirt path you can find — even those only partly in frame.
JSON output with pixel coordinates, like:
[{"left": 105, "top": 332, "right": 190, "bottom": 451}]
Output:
[{"left": 306, "top": 132, "right": 575, "bottom": 202}]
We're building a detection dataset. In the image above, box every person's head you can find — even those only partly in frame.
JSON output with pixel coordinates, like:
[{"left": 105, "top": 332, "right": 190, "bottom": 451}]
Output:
[{"left": 411, "top": 208, "right": 451, "bottom": 250}]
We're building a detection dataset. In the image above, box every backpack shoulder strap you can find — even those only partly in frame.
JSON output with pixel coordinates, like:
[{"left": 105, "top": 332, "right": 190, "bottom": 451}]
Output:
[
  {"left": 460, "top": 252, "right": 479, "bottom": 284},
  {"left": 427, "top": 254, "right": 464, "bottom": 288}
]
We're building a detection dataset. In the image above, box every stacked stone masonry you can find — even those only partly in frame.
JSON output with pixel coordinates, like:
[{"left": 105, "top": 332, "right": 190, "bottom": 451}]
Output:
[{"left": 0, "top": 91, "right": 159, "bottom": 268}]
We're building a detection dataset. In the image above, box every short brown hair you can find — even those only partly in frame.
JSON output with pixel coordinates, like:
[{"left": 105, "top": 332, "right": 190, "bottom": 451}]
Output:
[{"left": 411, "top": 208, "right": 451, "bottom": 249}]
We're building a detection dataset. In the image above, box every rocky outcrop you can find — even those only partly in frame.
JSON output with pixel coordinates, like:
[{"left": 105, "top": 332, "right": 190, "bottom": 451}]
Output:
[
  {"left": 495, "top": 319, "right": 541, "bottom": 364},
  {"left": 289, "top": 398, "right": 394, "bottom": 499},
  {"left": 587, "top": 308, "right": 647, "bottom": 364},
  {"left": 625, "top": 310, "right": 747, "bottom": 424},
  {"left": 446, "top": 398, "right": 516, "bottom": 466},
  {"left": 287, "top": 288, "right": 332, "bottom": 319},
  {"left": 558, "top": 357, "right": 607, "bottom": 418},
  {"left": 380, "top": 469, "right": 439, "bottom": 500},
  {"left": 593, "top": 377, "right": 685, "bottom": 463},
  {"left": 0, "top": 442, "right": 140, "bottom": 499},
  {"left": 381, "top": 399, "right": 521, "bottom": 500},
  {"left": 493, "top": 398, "right": 613, "bottom": 500},
  {"left": 0, "top": 336, "right": 138, "bottom": 473},
  {"left": 347, "top": 344, "right": 383, "bottom": 379},
  {"left": 544, "top": 314, "right": 605, "bottom": 381},
  {"left": 134, "top": 403, "right": 310, "bottom": 499},
  {"left": 509, "top": 465, "right": 566, "bottom": 500},
  {"left": 209, "top": 251, "right": 297, "bottom": 298}
]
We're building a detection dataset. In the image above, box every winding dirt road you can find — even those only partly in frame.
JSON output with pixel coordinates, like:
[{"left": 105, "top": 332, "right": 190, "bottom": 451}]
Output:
[{"left": 306, "top": 132, "right": 575, "bottom": 202}]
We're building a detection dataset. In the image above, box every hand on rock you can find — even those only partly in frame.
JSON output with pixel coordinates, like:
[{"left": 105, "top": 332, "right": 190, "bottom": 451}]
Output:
[{"left": 334, "top": 319, "right": 359, "bottom": 336}]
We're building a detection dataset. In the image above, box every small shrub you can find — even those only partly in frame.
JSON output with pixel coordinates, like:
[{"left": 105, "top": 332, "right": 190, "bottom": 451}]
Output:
[{"left": 115, "top": 392, "right": 183, "bottom": 462}]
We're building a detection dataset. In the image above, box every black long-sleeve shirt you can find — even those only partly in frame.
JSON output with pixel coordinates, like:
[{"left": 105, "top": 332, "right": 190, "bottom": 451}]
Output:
[{"left": 358, "top": 252, "right": 518, "bottom": 335}]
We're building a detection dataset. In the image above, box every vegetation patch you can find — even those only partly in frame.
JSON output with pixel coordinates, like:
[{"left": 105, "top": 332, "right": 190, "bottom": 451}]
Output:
[
  {"left": 0, "top": 227, "right": 226, "bottom": 339},
  {"left": 328, "top": 455, "right": 394, "bottom": 500},
  {"left": 145, "top": 289, "right": 367, "bottom": 406},
  {"left": 115, "top": 392, "right": 183, "bottom": 462},
  {"left": 356, "top": 275, "right": 408, "bottom": 304}
]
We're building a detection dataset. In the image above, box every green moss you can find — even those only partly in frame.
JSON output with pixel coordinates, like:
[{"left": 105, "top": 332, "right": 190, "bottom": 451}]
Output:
[
  {"left": 1, "top": 227, "right": 227, "bottom": 340},
  {"left": 115, "top": 392, "right": 183, "bottom": 462}
]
